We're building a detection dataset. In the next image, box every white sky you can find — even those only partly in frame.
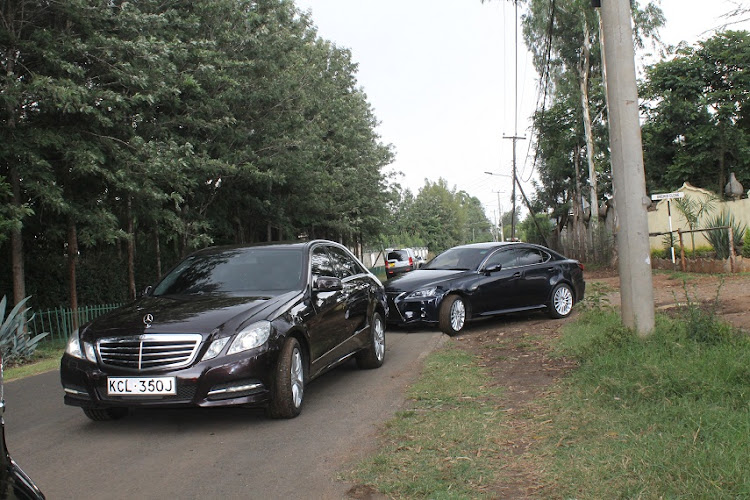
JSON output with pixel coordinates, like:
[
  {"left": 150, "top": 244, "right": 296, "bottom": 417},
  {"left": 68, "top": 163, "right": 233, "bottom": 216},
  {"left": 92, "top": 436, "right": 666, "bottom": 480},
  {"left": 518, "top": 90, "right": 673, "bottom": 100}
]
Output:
[{"left": 294, "top": 0, "right": 749, "bottom": 223}]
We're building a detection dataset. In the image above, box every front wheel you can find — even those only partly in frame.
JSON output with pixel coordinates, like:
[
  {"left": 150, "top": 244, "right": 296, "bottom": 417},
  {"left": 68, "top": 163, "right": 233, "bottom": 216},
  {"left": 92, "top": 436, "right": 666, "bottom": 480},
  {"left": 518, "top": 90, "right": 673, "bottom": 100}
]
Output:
[
  {"left": 356, "top": 311, "right": 386, "bottom": 369},
  {"left": 548, "top": 283, "right": 574, "bottom": 318},
  {"left": 266, "top": 337, "right": 305, "bottom": 419},
  {"left": 439, "top": 295, "right": 467, "bottom": 336}
]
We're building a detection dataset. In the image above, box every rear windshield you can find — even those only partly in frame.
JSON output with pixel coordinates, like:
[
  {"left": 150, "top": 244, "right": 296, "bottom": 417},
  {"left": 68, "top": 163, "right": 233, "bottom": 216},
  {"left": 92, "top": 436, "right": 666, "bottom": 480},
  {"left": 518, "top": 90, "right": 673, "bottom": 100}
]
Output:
[
  {"left": 387, "top": 250, "right": 409, "bottom": 261},
  {"left": 153, "top": 247, "right": 304, "bottom": 295}
]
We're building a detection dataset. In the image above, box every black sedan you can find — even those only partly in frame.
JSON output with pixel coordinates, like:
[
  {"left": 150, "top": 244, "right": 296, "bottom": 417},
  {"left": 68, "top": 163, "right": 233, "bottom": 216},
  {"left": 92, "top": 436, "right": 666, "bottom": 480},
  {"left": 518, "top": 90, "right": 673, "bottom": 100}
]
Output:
[
  {"left": 61, "top": 240, "right": 387, "bottom": 420},
  {"left": 384, "top": 242, "right": 585, "bottom": 335}
]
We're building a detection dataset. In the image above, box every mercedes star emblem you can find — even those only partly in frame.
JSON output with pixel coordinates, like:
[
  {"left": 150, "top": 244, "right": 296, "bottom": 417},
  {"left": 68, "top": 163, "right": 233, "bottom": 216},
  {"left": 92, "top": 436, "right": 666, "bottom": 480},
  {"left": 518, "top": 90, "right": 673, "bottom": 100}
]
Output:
[{"left": 143, "top": 313, "right": 154, "bottom": 328}]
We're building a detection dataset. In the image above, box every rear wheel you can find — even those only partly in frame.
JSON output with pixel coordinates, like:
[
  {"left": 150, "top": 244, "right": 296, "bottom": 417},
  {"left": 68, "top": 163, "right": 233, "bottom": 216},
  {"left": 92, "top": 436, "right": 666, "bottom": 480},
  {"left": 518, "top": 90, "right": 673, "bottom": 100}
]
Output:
[
  {"left": 82, "top": 407, "right": 129, "bottom": 421},
  {"left": 356, "top": 311, "right": 385, "bottom": 369},
  {"left": 439, "top": 295, "right": 467, "bottom": 336},
  {"left": 266, "top": 337, "right": 305, "bottom": 419},
  {"left": 548, "top": 283, "right": 574, "bottom": 318}
]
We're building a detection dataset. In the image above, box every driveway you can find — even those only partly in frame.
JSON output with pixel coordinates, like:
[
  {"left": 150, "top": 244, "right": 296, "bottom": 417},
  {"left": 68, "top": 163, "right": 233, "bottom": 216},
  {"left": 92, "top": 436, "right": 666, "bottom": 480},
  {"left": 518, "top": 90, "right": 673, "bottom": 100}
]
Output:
[{"left": 5, "top": 329, "right": 445, "bottom": 500}]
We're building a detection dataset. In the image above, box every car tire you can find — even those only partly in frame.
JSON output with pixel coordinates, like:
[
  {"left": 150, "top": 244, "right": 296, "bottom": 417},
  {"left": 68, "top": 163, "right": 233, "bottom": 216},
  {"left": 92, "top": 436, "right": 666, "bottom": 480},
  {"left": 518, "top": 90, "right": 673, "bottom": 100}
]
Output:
[
  {"left": 82, "top": 407, "right": 129, "bottom": 421},
  {"left": 266, "top": 337, "right": 305, "bottom": 419},
  {"left": 356, "top": 311, "right": 386, "bottom": 369},
  {"left": 439, "top": 295, "right": 467, "bottom": 336},
  {"left": 548, "top": 283, "right": 574, "bottom": 318}
]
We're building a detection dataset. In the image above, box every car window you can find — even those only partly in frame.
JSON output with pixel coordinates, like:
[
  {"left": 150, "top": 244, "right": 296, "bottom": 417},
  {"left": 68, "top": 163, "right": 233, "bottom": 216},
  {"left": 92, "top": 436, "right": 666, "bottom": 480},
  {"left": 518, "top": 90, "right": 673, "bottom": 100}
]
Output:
[
  {"left": 483, "top": 249, "right": 518, "bottom": 269},
  {"left": 387, "top": 250, "right": 409, "bottom": 261},
  {"left": 153, "top": 248, "right": 304, "bottom": 295},
  {"left": 328, "top": 246, "right": 364, "bottom": 278},
  {"left": 311, "top": 246, "right": 336, "bottom": 277},
  {"left": 516, "top": 248, "right": 548, "bottom": 266},
  {"left": 425, "top": 247, "right": 492, "bottom": 271}
]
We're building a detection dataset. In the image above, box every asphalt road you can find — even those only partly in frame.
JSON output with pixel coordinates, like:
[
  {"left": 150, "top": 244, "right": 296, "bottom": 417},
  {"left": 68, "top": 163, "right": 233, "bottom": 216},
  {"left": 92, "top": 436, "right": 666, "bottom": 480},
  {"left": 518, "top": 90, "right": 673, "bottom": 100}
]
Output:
[{"left": 5, "top": 329, "right": 445, "bottom": 500}]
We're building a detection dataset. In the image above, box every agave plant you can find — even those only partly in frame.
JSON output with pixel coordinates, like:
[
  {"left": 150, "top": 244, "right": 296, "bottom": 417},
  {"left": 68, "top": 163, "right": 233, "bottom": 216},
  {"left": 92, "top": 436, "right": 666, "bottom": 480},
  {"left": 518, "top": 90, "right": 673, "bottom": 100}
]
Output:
[
  {"left": 0, "top": 296, "right": 48, "bottom": 364},
  {"left": 704, "top": 212, "right": 747, "bottom": 260}
]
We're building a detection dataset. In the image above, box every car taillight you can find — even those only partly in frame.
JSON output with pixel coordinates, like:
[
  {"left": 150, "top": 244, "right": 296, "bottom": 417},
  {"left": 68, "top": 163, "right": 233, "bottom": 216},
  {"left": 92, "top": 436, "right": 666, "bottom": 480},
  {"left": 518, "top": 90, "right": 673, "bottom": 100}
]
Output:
[
  {"left": 578, "top": 262, "right": 584, "bottom": 271},
  {"left": 409, "top": 257, "right": 413, "bottom": 266}
]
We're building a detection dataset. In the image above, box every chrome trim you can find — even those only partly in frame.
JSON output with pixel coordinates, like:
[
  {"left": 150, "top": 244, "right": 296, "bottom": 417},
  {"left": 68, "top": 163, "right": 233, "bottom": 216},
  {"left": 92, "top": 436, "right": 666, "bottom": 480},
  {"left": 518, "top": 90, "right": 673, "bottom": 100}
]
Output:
[
  {"left": 97, "top": 334, "right": 202, "bottom": 372},
  {"left": 64, "top": 387, "right": 89, "bottom": 396},
  {"left": 207, "top": 383, "right": 263, "bottom": 397}
]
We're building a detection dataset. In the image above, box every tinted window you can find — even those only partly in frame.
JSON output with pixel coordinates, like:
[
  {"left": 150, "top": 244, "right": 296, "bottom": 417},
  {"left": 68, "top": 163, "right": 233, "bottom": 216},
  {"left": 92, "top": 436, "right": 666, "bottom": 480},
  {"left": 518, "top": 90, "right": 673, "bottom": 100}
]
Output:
[
  {"left": 483, "top": 249, "right": 518, "bottom": 269},
  {"left": 329, "top": 246, "right": 364, "bottom": 278},
  {"left": 425, "top": 247, "right": 492, "bottom": 271},
  {"left": 311, "top": 246, "right": 336, "bottom": 277},
  {"left": 387, "top": 250, "right": 409, "bottom": 261},
  {"left": 517, "top": 248, "right": 547, "bottom": 266},
  {"left": 153, "top": 248, "right": 304, "bottom": 295}
]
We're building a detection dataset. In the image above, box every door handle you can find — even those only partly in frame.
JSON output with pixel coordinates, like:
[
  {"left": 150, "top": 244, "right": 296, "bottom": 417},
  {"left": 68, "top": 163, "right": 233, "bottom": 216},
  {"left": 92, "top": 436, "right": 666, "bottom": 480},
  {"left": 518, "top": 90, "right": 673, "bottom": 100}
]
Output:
[{"left": 513, "top": 272, "right": 522, "bottom": 278}]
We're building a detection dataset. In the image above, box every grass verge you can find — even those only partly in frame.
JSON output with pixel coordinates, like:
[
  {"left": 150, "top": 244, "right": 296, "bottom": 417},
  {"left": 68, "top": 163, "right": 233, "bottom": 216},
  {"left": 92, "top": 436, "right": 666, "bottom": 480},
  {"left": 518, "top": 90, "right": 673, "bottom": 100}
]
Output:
[
  {"left": 347, "top": 347, "right": 508, "bottom": 498},
  {"left": 350, "top": 302, "right": 750, "bottom": 498}
]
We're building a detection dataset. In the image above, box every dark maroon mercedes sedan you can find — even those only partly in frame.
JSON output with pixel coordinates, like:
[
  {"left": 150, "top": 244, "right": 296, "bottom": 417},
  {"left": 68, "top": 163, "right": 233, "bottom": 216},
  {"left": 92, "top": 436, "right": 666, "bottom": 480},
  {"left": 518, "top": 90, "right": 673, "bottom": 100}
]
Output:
[{"left": 61, "top": 240, "right": 387, "bottom": 420}]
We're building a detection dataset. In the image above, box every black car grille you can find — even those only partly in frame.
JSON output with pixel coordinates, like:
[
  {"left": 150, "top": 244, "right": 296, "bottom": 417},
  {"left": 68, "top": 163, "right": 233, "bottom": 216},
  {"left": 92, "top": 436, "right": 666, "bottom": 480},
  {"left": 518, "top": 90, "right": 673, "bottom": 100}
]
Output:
[{"left": 97, "top": 334, "right": 203, "bottom": 372}]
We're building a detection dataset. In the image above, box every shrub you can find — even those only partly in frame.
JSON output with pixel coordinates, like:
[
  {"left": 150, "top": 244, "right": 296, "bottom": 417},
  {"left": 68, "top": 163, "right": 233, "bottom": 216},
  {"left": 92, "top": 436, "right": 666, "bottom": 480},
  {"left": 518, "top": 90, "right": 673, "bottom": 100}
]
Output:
[
  {"left": 0, "top": 296, "right": 49, "bottom": 365},
  {"left": 704, "top": 211, "right": 746, "bottom": 259}
]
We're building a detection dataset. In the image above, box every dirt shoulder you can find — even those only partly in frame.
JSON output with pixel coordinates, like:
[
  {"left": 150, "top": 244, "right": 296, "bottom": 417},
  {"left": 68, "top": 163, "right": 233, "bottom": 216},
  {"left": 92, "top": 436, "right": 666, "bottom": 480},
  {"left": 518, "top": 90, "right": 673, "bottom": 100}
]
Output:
[{"left": 449, "top": 269, "right": 750, "bottom": 497}]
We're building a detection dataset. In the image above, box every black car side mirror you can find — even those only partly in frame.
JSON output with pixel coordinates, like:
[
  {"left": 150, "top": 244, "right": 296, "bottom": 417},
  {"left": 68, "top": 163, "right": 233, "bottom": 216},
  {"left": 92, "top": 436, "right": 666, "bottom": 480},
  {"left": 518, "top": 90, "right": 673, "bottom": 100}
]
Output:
[
  {"left": 313, "top": 276, "right": 343, "bottom": 292},
  {"left": 484, "top": 264, "right": 503, "bottom": 274}
]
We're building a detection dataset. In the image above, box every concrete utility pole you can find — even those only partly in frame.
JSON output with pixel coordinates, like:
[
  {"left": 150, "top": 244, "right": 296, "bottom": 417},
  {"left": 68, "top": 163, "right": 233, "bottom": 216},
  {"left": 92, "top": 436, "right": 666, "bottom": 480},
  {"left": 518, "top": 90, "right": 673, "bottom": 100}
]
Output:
[{"left": 598, "top": 0, "right": 655, "bottom": 335}]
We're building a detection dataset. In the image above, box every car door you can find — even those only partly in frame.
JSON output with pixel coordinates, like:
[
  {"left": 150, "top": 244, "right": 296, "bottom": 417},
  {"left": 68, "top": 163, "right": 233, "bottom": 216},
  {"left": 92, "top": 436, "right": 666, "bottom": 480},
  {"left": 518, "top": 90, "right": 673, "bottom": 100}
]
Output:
[
  {"left": 470, "top": 248, "right": 525, "bottom": 315},
  {"left": 328, "top": 245, "right": 370, "bottom": 347},
  {"left": 307, "top": 245, "right": 348, "bottom": 366},
  {"left": 514, "top": 248, "right": 555, "bottom": 308}
]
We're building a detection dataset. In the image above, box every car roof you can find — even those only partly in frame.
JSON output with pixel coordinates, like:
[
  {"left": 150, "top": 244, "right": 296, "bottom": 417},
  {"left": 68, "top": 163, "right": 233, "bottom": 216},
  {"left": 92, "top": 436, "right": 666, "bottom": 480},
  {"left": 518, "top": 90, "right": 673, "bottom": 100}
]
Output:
[{"left": 187, "top": 239, "right": 345, "bottom": 257}]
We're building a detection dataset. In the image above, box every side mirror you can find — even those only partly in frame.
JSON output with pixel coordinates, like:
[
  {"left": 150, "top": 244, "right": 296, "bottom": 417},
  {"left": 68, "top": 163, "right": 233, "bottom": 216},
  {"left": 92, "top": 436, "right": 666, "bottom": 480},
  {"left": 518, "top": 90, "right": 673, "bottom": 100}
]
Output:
[
  {"left": 484, "top": 264, "right": 502, "bottom": 274},
  {"left": 313, "top": 276, "right": 343, "bottom": 292}
]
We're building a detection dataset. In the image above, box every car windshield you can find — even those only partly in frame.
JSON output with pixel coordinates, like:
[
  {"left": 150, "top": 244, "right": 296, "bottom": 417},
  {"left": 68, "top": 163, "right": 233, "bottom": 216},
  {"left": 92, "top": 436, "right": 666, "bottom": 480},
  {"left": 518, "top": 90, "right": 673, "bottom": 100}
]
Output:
[
  {"left": 152, "top": 247, "right": 304, "bottom": 296},
  {"left": 423, "top": 247, "right": 493, "bottom": 271}
]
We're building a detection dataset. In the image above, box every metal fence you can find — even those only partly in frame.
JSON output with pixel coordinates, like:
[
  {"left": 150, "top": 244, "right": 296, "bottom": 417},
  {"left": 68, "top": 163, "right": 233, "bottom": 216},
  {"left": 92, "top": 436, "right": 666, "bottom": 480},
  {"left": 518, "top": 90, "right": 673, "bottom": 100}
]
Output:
[{"left": 29, "top": 304, "right": 123, "bottom": 342}]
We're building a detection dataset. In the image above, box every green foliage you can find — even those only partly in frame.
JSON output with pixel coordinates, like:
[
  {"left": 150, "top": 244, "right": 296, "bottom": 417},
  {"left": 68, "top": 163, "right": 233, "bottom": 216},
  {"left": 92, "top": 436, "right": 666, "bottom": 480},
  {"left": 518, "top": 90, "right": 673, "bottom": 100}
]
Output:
[
  {"left": 519, "top": 212, "right": 553, "bottom": 245},
  {"left": 704, "top": 211, "right": 747, "bottom": 259},
  {"left": 1, "top": 0, "right": 395, "bottom": 307},
  {"left": 0, "top": 297, "right": 48, "bottom": 364},
  {"left": 575, "top": 281, "right": 614, "bottom": 312},
  {"left": 642, "top": 31, "right": 750, "bottom": 194}
]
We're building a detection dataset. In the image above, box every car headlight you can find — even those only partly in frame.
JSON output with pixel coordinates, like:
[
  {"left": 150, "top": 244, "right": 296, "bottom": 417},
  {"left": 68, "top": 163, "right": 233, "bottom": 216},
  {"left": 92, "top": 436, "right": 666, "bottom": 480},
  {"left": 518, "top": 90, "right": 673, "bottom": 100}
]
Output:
[
  {"left": 65, "top": 329, "right": 96, "bottom": 362},
  {"left": 202, "top": 337, "right": 230, "bottom": 361},
  {"left": 227, "top": 321, "right": 271, "bottom": 355},
  {"left": 406, "top": 287, "right": 438, "bottom": 299}
]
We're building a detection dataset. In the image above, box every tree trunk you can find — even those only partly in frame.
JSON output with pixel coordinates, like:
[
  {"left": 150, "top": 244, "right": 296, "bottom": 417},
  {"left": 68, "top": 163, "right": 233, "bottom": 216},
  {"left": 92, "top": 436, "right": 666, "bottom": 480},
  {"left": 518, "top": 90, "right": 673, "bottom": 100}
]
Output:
[
  {"left": 67, "top": 219, "right": 79, "bottom": 331},
  {"left": 573, "top": 146, "right": 586, "bottom": 261},
  {"left": 579, "top": 15, "right": 599, "bottom": 262},
  {"left": 126, "top": 197, "right": 136, "bottom": 300},
  {"left": 154, "top": 225, "right": 162, "bottom": 280}
]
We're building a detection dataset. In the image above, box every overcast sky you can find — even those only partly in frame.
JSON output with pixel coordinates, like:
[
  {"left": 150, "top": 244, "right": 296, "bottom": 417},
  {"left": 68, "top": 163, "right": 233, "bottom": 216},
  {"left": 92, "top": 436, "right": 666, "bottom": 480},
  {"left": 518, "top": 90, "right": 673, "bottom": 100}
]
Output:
[{"left": 294, "top": 0, "right": 750, "bottom": 223}]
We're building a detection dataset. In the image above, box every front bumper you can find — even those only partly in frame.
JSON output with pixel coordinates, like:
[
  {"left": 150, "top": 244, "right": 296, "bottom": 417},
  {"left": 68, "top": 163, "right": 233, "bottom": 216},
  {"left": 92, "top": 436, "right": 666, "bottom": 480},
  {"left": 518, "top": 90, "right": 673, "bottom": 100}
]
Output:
[
  {"left": 385, "top": 291, "right": 442, "bottom": 326},
  {"left": 60, "top": 347, "right": 278, "bottom": 410}
]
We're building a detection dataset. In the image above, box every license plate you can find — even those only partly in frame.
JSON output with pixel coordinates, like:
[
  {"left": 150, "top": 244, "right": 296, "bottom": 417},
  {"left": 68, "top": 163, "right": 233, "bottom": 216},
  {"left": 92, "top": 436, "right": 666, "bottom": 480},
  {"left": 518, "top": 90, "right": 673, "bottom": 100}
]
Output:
[{"left": 107, "top": 377, "right": 176, "bottom": 396}]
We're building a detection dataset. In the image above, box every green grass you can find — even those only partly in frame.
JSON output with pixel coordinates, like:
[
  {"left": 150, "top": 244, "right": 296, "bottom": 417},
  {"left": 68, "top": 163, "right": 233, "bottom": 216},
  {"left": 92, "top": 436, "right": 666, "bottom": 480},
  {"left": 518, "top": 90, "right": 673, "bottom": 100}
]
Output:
[
  {"left": 540, "top": 309, "right": 750, "bottom": 499},
  {"left": 347, "top": 347, "right": 507, "bottom": 499}
]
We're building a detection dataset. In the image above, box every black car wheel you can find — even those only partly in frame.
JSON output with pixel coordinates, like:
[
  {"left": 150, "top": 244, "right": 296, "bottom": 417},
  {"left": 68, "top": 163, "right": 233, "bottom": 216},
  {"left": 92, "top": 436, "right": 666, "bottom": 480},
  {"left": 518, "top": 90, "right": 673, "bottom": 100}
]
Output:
[
  {"left": 266, "top": 337, "right": 305, "bottom": 419},
  {"left": 548, "top": 283, "right": 574, "bottom": 318},
  {"left": 82, "top": 407, "right": 129, "bottom": 421},
  {"left": 356, "top": 311, "right": 386, "bottom": 369},
  {"left": 439, "top": 295, "right": 467, "bottom": 336}
]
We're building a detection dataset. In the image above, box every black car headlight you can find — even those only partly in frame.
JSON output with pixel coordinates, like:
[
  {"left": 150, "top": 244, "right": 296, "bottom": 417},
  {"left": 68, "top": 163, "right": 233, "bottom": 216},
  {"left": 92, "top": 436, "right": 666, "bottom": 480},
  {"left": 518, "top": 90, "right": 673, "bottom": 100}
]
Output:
[
  {"left": 405, "top": 287, "right": 438, "bottom": 300},
  {"left": 227, "top": 321, "right": 272, "bottom": 355},
  {"left": 64, "top": 328, "right": 96, "bottom": 362}
]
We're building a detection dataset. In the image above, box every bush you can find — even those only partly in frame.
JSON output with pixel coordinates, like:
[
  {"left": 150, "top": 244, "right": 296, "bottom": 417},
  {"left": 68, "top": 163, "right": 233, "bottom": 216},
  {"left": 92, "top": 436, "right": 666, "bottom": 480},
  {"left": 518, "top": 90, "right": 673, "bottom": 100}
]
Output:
[
  {"left": 0, "top": 296, "right": 48, "bottom": 365},
  {"left": 704, "top": 211, "right": 746, "bottom": 259},
  {"left": 744, "top": 228, "right": 750, "bottom": 258}
]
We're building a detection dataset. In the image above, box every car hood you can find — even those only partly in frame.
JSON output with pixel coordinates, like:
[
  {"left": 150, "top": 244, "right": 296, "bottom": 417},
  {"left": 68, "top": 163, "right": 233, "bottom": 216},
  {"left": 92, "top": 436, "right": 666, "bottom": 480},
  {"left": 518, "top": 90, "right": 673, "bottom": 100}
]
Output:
[
  {"left": 385, "top": 269, "right": 469, "bottom": 292},
  {"left": 80, "top": 292, "right": 300, "bottom": 340}
]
